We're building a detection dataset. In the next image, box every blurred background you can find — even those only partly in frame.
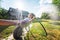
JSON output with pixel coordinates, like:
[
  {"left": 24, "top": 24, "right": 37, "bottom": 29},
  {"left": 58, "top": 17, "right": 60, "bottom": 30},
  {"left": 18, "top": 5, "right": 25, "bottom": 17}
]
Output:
[{"left": 0, "top": 0, "right": 60, "bottom": 40}]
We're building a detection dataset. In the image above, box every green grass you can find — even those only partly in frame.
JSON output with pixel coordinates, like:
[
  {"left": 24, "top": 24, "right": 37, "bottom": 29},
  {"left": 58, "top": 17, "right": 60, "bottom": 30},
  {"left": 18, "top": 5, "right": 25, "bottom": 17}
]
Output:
[
  {"left": 0, "top": 19, "right": 60, "bottom": 40},
  {"left": 26, "top": 20, "right": 60, "bottom": 40},
  {"left": 0, "top": 26, "right": 16, "bottom": 39}
]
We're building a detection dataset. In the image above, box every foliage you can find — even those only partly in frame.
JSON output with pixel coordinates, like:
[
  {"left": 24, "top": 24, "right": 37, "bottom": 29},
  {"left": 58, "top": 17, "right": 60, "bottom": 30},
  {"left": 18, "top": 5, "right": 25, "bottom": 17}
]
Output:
[
  {"left": 41, "top": 13, "right": 50, "bottom": 19},
  {"left": 52, "top": 0, "right": 60, "bottom": 10},
  {"left": 0, "top": 8, "right": 9, "bottom": 19},
  {"left": 52, "top": 0, "right": 60, "bottom": 20}
]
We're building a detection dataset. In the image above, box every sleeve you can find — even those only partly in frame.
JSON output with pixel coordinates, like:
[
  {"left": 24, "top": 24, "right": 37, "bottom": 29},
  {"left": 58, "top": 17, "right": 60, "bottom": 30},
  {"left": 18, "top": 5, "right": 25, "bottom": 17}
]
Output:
[{"left": 20, "top": 18, "right": 30, "bottom": 24}]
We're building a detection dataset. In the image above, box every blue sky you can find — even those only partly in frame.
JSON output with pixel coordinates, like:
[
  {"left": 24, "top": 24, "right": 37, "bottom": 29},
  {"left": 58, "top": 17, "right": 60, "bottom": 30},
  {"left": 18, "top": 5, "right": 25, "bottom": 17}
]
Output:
[{"left": 1, "top": 0, "right": 52, "bottom": 17}]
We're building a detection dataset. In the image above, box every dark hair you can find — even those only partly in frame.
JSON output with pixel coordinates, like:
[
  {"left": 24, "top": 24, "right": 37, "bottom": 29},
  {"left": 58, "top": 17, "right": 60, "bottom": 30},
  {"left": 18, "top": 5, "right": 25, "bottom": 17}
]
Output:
[{"left": 30, "top": 13, "right": 35, "bottom": 17}]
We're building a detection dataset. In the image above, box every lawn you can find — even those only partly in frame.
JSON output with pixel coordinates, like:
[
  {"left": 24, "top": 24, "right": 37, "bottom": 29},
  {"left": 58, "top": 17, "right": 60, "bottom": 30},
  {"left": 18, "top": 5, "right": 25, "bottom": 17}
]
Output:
[
  {"left": 0, "top": 19, "right": 60, "bottom": 40},
  {"left": 0, "top": 26, "right": 16, "bottom": 39},
  {"left": 26, "top": 19, "right": 60, "bottom": 40}
]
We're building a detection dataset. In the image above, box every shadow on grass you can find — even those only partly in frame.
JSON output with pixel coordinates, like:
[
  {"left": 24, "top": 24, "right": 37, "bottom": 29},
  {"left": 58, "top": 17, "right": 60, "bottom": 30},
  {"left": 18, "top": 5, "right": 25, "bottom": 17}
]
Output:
[
  {"left": 0, "top": 26, "right": 9, "bottom": 33},
  {"left": 0, "top": 26, "right": 15, "bottom": 39}
]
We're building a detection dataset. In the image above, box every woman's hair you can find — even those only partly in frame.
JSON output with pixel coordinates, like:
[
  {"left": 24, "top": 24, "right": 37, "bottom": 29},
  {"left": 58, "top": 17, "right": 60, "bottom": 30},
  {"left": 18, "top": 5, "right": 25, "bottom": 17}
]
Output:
[
  {"left": 29, "top": 13, "right": 35, "bottom": 18},
  {"left": 30, "top": 13, "right": 35, "bottom": 17}
]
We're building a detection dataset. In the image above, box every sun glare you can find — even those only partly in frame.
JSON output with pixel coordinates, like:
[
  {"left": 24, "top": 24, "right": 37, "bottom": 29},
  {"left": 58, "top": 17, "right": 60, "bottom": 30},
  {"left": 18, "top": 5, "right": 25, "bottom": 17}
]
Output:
[{"left": 14, "top": 2, "right": 24, "bottom": 10}]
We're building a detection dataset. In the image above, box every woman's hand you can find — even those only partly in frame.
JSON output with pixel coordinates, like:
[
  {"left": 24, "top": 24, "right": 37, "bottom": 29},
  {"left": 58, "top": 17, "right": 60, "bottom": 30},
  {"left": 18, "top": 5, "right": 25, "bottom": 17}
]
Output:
[
  {"left": 33, "top": 16, "right": 35, "bottom": 19},
  {"left": 29, "top": 17, "right": 35, "bottom": 22}
]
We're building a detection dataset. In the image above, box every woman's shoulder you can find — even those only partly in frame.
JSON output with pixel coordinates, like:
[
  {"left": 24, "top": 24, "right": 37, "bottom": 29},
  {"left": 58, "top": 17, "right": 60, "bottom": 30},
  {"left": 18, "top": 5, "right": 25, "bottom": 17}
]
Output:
[{"left": 24, "top": 18, "right": 30, "bottom": 20}]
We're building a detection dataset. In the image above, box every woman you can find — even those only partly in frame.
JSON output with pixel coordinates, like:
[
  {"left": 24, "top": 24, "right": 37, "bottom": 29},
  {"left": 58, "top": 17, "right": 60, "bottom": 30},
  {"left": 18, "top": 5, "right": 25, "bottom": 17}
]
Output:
[
  {"left": 0, "top": 13, "right": 35, "bottom": 40},
  {"left": 0, "top": 13, "right": 35, "bottom": 26}
]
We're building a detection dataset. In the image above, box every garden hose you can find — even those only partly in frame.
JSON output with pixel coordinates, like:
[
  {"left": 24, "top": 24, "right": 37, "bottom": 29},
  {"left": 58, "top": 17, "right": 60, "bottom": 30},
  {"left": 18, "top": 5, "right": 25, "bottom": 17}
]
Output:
[
  {"left": 39, "top": 21, "right": 47, "bottom": 36},
  {"left": 33, "top": 19, "right": 47, "bottom": 36},
  {"left": 26, "top": 20, "right": 47, "bottom": 40},
  {"left": 13, "top": 19, "right": 47, "bottom": 40}
]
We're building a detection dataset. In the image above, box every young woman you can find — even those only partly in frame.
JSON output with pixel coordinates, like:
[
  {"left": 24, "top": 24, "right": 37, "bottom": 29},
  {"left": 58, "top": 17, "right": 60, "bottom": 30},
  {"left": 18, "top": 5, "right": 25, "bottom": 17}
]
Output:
[
  {"left": 0, "top": 13, "right": 35, "bottom": 40},
  {"left": 0, "top": 13, "right": 35, "bottom": 26}
]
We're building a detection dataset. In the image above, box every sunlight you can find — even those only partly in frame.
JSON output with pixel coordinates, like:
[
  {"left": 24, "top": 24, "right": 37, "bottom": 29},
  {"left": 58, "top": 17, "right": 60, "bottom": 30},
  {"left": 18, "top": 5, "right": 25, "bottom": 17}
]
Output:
[{"left": 14, "top": 2, "right": 24, "bottom": 10}]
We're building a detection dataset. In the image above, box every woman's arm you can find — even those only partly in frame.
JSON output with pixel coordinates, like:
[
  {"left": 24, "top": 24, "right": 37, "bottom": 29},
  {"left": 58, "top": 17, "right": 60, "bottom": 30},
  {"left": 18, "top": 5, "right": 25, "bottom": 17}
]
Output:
[
  {"left": 0, "top": 19, "right": 19, "bottom": 26},
  {"left": 0, "top": 19, "right": 19, "bottom": 23},
  {"left": 29, "top": 17, "right": 35, "bottom": 22}
]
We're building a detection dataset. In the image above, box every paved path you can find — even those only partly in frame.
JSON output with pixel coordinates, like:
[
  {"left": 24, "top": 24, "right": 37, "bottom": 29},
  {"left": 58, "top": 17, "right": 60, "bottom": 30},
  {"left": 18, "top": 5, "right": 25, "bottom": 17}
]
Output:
[
  {"left": 2, "top": 34, "right": 14, "bottom": 40},
  {"left": 7, "top": 34, "right": 14, "bottom": 40}
]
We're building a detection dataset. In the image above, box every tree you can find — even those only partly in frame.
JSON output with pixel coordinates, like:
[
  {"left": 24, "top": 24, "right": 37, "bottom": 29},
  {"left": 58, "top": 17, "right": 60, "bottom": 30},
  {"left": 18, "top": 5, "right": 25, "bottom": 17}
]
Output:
[
  {"left": 0, "top": 8, "right": 9, "bottom": 19},
  {"left": 52, "top": 0, "right": 60, "bottom": 10},
  {"left": 41, "top": 13, "right": 50, "bottom": 19},
  {"left": 53, "top": 0, "right": 60, "bottom": 20}
]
